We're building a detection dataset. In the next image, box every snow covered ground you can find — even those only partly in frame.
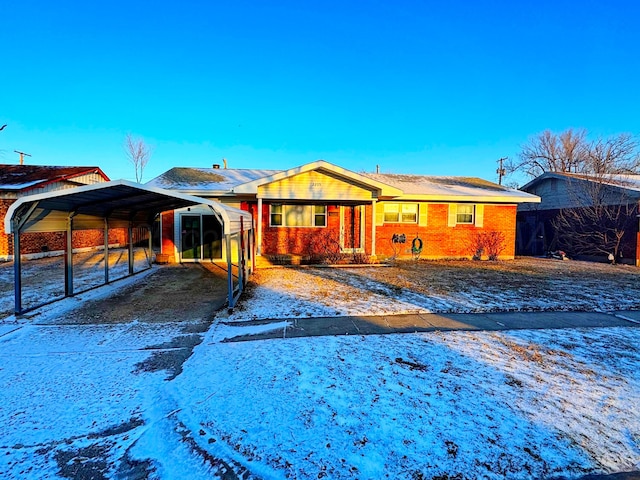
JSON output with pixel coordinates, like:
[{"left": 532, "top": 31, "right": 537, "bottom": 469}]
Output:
[
  {"left": 1, "top": 258, "right": 639, "bottom": 479},
  {"left": 0, "top": 248, "right": 152, "bottom": 316},
  {"left": 224, "top": 257, "right": 640, "bottom": 320}
]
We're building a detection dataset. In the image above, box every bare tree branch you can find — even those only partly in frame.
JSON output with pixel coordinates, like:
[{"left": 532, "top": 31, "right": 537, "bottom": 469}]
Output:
[
  {"left": 508, "top": 129, "right": 639, "bottom": 181},
  {"left": 124, "top": 133, "right": 152, "bottom": 183}
]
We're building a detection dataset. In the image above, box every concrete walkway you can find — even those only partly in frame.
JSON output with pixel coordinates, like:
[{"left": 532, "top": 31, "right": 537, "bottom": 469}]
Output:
[{"left": 219, "top": 309, "right": 640, "bottom": 342}]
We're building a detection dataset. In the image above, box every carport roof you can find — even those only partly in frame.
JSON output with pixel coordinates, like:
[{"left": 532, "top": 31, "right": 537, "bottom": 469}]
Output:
[{"left": 4, "top": 179, "right": 252, "bottom": 234}]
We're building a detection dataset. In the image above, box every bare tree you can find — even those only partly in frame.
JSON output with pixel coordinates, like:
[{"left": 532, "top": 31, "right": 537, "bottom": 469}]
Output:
[
  {"left": 124, "top": 134, "right": 152, "bottom": 183},
  {"left": 587, "top": 134, "right": 640, "bottom": 174},
  {"left": 507, "top": 128, "right": 588, "bottom": 179},
  {"left": 551, "top": 173, "right": 638, "bottom": 261},
  {"left": 507, "top": 129, "right": 640, "bottom": 181}
]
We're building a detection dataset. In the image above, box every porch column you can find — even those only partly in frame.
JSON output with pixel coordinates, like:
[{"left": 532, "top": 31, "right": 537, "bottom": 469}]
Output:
[
  {"left": 371, "top": 199, "right": 377, "bottom": 256},
  {"left": 256, "top": 197, "right": 263, "bottom": 256}
]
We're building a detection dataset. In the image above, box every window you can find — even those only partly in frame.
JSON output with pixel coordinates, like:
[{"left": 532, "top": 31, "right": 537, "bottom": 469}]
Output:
[
  {"left": 270, "top": 204, "right": 327, "bottom": 227},
  {"left": 270, "top": 204, "right": 283, "bottom": 226},
  {"left": 456, "top": 204, "right": 474, "bottom": 224},
  {"left": 314, "top": 205, "right": 326, "bottom": 227},
  {"left": 383, "top": 203, "right": 418, "bottom": 223}
]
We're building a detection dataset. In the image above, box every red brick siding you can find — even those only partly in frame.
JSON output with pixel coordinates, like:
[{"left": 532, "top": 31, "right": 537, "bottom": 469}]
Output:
[
  {"left": 11, "top": 229, "right": 126, "bottom": 256},
  {"left": 0, "top": 199, "right": 12, "bottom": 257},
  {"left": 159, "top": 202, "right": 518, "bottom": 260},
  {"left": 161, "top": 211, "right": 176, "bottom": 262},
  {"left": 245, "top": 202, "right": 340, "bottom": 255},
  {"left": 1, "top": 196, "right": 127, "bottom": 257},
  {"left": 247, "top": 202, "right": 517, "bottom": 259},
  {"left": 373, "top": 204, "right": 516, "bottom": 259}
]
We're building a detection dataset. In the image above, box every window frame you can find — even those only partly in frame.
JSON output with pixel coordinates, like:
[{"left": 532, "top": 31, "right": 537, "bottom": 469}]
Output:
[
  {"left": 269, "top": 204, "right": 327, "bottom": 228},
  {"left": 456, "top": 204, "right": 475, "bottom": 224},
  {"left": 383, "top": 203, "right": 418, "bottom": 224}
]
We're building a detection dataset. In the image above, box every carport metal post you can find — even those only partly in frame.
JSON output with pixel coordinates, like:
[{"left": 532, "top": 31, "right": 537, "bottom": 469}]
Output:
[
  {"left": 64, "top": 215, "right": 74, "bottom": 297},
  {"left": 148, "top": 225, "right": 153, "bottom": 267},
  {"left": 239, "top": 218, "right": 245, "bottom": 288},
  {"left": 12, "top": 221, "right": 22, "bottom": 314},
  {"left": 128, "top": 222, "right": 134, "bottom": 275},
  {"left": 226, "top": 233, "right": 234, "bottom": 309},
  {"left": 104, "top": 218, "right": 110, "bottom": 284}
]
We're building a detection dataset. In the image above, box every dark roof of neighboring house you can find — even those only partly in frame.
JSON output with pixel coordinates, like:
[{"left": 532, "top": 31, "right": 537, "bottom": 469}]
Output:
[
  {"left": 0, "top": 165, "right": 110, "bottom": 192},
  {"left": 521, "top": 171, "right": 640, "bottom": 194}
]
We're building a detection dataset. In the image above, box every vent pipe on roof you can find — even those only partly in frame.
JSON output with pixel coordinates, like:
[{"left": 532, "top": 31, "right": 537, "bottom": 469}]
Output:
[
  {"left": 223, "top": 158, "right": 228, "bottom": 169},
  {"left": 376, "top": 164, "right": 380, "bottom": 174},
  {"left": 213, "top": 164, "right": 220, "bottom": 169}
]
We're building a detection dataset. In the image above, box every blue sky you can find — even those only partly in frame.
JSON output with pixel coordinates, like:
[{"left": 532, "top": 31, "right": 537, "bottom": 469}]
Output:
[{"left": 1, "top": 0, "right": 639, "bottom": 185}]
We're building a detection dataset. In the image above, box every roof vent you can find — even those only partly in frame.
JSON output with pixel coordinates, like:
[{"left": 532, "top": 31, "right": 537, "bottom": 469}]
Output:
[{"left": 212, "top": 164, "right": 220, "bottom": 169}]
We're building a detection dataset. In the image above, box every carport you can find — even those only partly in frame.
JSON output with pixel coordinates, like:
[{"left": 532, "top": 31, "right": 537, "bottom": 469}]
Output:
[{"left": 4, "top": 180, "right": 254, "bottom": 314}]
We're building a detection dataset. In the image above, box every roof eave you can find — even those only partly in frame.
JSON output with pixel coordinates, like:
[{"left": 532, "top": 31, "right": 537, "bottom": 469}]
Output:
[{"left": 381, "top": 194, "right": 541, "bottom": 203}]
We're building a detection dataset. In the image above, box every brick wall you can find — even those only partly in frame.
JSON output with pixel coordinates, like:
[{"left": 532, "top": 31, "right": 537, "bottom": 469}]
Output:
[
  {"left": 161, "top": 211, "right": 176, "bottom": 262},
  {"left": 0, "top": 199, "right": 12, "bottom": 257},
  {"left": 258, "top": 203, "right": 342, "bottom": 255},
  {"left": 1, "top": 196, "right": 127, "bottom": 258},
  {"left": 248, "top": 202, "right": 517, "bottom": 260},
  {"left": 373, "top": 204, "right": 516, "bottom": 259}
]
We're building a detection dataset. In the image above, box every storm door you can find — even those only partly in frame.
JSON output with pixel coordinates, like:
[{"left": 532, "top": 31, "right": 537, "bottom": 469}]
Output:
[{"left": 340, "top": 205, "right": 364, "bottom": 252}]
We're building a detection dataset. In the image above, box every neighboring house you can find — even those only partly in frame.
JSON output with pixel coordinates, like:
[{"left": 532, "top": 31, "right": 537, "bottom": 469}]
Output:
[
  {"left": 147, "top": 160, "right": 539, "bottom": 263},
  {"left": 516, "top": 172, "right": 640, "bottom": 264},
  {"left": 0, "top": 165, "right": 119, "bottom": 260}
]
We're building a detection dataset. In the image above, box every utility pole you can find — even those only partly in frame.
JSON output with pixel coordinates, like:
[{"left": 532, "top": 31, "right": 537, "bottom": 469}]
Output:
[
  {"left": 14, "top": 150, "right": 32, "bottom": 165},
  {"left": 496, "top": 157, "right": 507, "bottom": 185}
]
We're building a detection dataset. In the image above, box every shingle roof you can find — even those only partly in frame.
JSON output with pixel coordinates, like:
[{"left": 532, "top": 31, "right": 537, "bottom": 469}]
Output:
[
  {"left": 363, "top": 173, "right": 511, "bottom": 194},
  {"left": 146, "top": 164, "right": 539, "bottom": 202},
  {"left": 146, "top": 167, "right": 280, "bottom": 192},
  {"left": 0, "top": 165, "right": 109, "bottom": 191}
]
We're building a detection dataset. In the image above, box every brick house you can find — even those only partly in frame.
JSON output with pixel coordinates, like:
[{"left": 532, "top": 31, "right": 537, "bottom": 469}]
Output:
[
  {"left": 0, "top": 165, "right": 124, "bottom": 260},
  {"left": 147, "top": 160, "right": 540, "bottom": 263}
]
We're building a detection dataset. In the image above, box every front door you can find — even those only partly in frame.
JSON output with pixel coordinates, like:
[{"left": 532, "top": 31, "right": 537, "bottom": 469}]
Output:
[{"left": 340, "top": 205, "right": 364, "bottom": 252}]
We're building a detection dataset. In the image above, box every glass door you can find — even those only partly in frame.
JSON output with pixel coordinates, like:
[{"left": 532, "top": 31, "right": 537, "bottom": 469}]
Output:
[
  {"left": 202, "top": 215, "right": 223, "bottom": 260},
  {"left": 181, "top": 215, "right": 201, "bottom": 260}
]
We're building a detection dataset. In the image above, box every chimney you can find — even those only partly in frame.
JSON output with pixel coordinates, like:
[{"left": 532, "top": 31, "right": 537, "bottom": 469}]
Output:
[
  {"left": 212, "top": 164, "right": 220, "bottom": 169},
  {"left": 223, "top": 158, "right": 228, "bottom": 169},
  {"left": 376, "top": 164, "right": 380, "bottom": 174}
]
